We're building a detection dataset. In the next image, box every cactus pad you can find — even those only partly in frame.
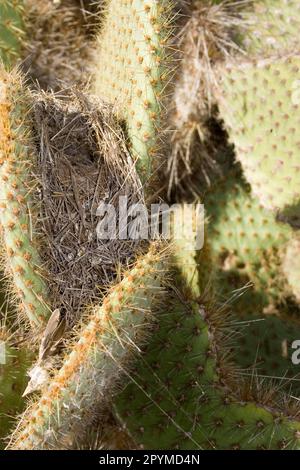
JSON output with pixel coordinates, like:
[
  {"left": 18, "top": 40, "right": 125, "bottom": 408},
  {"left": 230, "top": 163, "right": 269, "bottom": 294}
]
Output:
[
  {"left": 0, "top": 342, "right": 32, "bottom": 448},
  {"left": 217, "top": 55, "right": 300, "bottom": 221},
  {"left": 283, "top": 236, "right": 300, "bottom": 304},
  {"left": 235, "top": 314, "right": 300, "bottom": 391},
  {"left": 205, "top": 170, "right": 292, "bottom": 305},
  {"left": 114, "top": 295, "right": 300, "bottom": 450},
  {"left": 243, "top": 0, "right": 300, "bottom": 56},
  {"left": 93, "top": 0, "right": 174, "bottom": 180},
  {"left": 0, "top": 68, "right": 50, "bottom": 326}
]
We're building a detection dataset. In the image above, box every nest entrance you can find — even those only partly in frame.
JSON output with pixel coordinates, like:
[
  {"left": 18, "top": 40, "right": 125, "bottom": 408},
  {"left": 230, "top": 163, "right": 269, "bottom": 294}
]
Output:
[{"left": 33, "top": 90, "right": 144, "bottom": 326}]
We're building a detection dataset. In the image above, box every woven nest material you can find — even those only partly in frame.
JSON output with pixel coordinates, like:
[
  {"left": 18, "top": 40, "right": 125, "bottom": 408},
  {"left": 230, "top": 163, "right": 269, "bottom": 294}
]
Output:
[{"left": 32, "top": 89, "right": 145, "bottom": 326}]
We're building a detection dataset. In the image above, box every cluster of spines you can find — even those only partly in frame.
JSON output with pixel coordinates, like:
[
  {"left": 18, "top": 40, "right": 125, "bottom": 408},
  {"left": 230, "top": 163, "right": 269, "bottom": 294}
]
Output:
[
  {"left": 0, "top": 68, "right": 50, "bottom": 327},
  {"left": 93, "top": 0, "right": 175, "bottom": 181},
  {"left": 8, "top": 244, "right": 168, "bottom": 449}
]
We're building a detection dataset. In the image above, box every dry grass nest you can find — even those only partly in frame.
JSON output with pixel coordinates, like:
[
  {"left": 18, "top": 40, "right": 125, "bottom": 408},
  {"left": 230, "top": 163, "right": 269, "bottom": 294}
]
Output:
[{"left": 32, "top": 88, "right": 145, "bottom": 327}]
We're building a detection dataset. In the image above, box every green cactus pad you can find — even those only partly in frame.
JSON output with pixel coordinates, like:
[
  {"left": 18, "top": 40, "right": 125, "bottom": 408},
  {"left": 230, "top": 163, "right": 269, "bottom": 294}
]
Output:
[
  {"left": 0, "top": 342, "right": 31, "bottom": 448},
  {"left": 217, "top": 55, "right": 300, "bottom": 220},
  {"left": 93, "top": 0, "right": 175, "bottom": 180},
  {"left": 205, "top": 170, "right": 292, "bottom": 305},
  {"left": 211, "top": 266, "right": 300, "bottom": 393},
  {"left": 170, "top": 203, "right": 208, "bottom": 300},
  {"left": 0, "top": 68, "right": 50, "bottom": 326},
  {"left": 114, "top": 296, "right": 300, "bottom": 449},
  {"left": 0, "top": 1, "right": 25, "bottom": 66},
  {"left": 234, "top": 314, "right": 300, "bottom": 390}
]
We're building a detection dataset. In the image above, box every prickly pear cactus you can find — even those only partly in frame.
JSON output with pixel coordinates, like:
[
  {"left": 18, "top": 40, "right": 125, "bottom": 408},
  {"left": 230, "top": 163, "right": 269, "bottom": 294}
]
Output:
[
  {"left": 170, "top": 203, "right": 209, "bottom": 300},
  {"left": 9, "top": 246, "right": 168, "bottom": 450},
  {"left": 215, "top": 0, "right": 300, "bottom": 222},
  {"left": 283, "top": 236, "right": 300, "bottom": 303},
  {"left": 1, "top": 0, "right": 300, "bottom": 453},
  {"left": 205, "top": 170, "right": 293, "bottom": 306},
  {"left": 243, "top": 0, "right": 300, "bottom": 56},
  {"left": 234, "top": 313, "right": 300, "bottom": 390}
]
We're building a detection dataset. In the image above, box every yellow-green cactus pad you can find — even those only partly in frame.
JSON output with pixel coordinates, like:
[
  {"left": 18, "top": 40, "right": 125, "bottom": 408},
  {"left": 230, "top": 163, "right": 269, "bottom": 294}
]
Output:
[
  {"left": 0, "top": 68, "right": 50, "bottom": 326},
  {"left": 243, "top": 0, "right": 300, "bottom": 56},
  {"left": 205, "top": 171, "right": 292, "bottom": 305},
  {"left": 93, "top": 0, "right": 175, "bottom": 180},
  {"left": 170, "top": 203, "right": 208, "bottom": 300},
  {"left": 217, "top": 56, "right": 300, "bottom": 220}
]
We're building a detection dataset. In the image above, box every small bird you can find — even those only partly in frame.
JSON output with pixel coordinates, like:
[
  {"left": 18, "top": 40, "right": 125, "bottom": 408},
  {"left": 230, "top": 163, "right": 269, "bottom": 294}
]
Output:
[
  {"left": 22, "top": 309, "right": 66, "bottom": 397},
  {"left": 22, "top": 364, "right": 50, "bottom": 397},
  {"left": 38, "top": 308, "right": 66, "bottom": 362}
]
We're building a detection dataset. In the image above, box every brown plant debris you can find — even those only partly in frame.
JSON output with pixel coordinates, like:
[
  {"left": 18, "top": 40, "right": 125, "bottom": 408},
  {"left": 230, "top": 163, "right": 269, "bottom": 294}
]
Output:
[{"left": 32, "top": 88, "right": 144, "bottom": 327}]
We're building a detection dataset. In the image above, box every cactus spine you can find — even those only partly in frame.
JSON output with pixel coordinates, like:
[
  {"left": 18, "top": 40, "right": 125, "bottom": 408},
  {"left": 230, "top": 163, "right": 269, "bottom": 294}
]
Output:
[{"left": 0, "top": 68, "right": 50, "bottom": 326}]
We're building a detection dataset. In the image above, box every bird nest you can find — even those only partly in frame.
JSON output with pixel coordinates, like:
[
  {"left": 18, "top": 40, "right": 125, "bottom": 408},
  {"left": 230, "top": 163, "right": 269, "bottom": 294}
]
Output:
[{"left": 32, "top": 89, "right": 145, "bottom": 326}]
